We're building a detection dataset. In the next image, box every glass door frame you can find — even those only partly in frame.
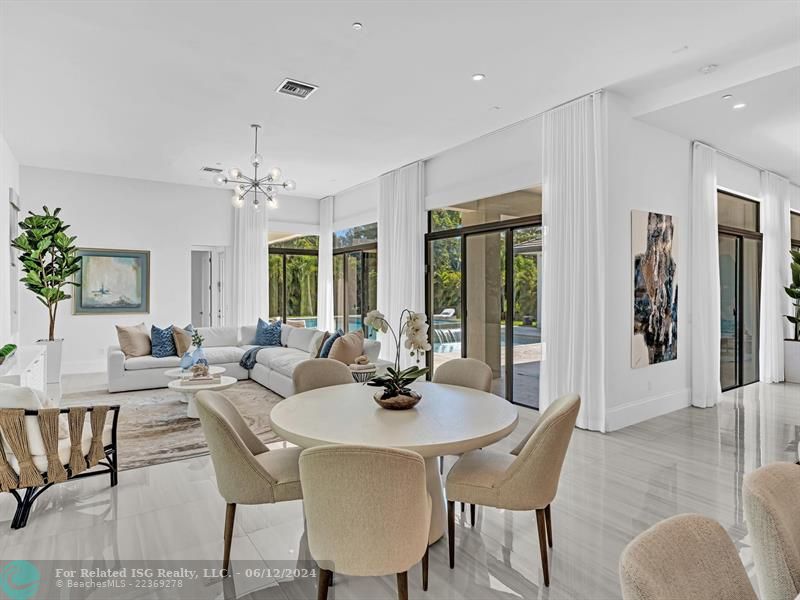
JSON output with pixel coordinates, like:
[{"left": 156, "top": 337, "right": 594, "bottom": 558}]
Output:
[
  {"left": 718, "top": 223, "right": 763, "bottom": 392},
  {"left": 333, "top": 242, "right": 378, "bottom": 337},
  {"left": 425, "top": 214, "right": 542, "bottom": 406},
  {"left": 268, "top": 246, "right": 318, "bottom": 324}
]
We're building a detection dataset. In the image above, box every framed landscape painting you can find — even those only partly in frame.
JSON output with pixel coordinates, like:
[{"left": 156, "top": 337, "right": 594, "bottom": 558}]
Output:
[
  {"left": 631, "top": 210, "right": 678, "bottom": 368},
  {"left": 74, "top": 248, "right": 150, "bottom": 314}
]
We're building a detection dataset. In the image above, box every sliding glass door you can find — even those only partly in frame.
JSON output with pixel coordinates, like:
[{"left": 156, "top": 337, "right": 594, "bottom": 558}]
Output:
[
  {"left": 718, "top": 191, "right": 762, "bottom": 391},
  {"left": 333, "top": 246, "right": 378, "bottom": 338},
  {"left": 427, "top": 218, "right": 542, "bottom": 408}
]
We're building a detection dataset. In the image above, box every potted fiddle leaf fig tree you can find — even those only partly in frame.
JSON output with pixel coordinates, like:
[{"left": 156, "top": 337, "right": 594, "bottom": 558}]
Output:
[
  {"left": 785, "top": 249, "right": 800, "bottom": 383},
  {"left": 11, "top": 206, "right": 81, "bottom": 384}
]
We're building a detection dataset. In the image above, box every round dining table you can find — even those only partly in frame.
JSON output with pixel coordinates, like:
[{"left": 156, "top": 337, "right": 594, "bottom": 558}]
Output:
[{"left": 270, "top": 380, "right": 519, "bottom": 543}]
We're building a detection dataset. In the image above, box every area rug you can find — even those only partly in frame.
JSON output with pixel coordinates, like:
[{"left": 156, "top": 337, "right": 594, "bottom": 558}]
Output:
[{"left": 61, "top": 380, "right": 283, "bottom": 471}]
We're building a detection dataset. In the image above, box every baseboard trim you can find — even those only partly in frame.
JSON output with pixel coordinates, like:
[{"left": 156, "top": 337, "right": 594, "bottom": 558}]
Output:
[{"left": 605, "top": 387, "right": 691, "bottom": 431}]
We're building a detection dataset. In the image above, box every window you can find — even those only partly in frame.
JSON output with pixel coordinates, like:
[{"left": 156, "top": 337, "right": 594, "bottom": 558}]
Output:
[
  {"left": 333, "top": 223, "right": 378, "bottom": 338},
  {"left": 429, "top": 187, "right": 542, "bottom": 232},
  {"left": 268, "top": 235, "right": 319, "bottom": 327},
  {"left": 792, "top": 211, "right": 800, "bottom": 251},
  {"left": 718, "top": 190, "right": 759, "bottom": 231}
]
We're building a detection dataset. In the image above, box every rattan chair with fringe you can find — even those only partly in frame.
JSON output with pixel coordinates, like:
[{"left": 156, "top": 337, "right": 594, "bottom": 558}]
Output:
[{"left": 0, "top": 403, "right": 120, "bottom": 528}]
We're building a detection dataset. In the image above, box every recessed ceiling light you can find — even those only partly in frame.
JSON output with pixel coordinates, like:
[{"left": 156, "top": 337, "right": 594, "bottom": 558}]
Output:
[
  {"left": 732, "top": 103, "right": 747, "bottom": 110},
  {"left": 472, "top": 73, "right": 486, "bottom": 81},
  {"left": 721, "top": 94, "right": 733, "bottom": 100},
  {"left": 672, "top": 45, "right": 689, "bottom": 54},
  {"left": 699, "top": 64, "right": 719, "bottom": 75},
  {"left": 352, "top": 22, "right": 363, "bottom": 30}
]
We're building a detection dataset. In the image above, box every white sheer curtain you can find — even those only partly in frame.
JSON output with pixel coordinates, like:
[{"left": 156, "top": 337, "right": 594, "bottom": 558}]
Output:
[
  {"left": 377, "top": 161, "right": 426, "bottom": 366},
  {"left": 690, "top": 142, "right": 721, "bottom": 407},
  {"left": 759, "top": 171, "right": 791, "bottom": 383},
  {"left": 316, "top": 196, "right": 335, "bottom": 332},
  {"left": 540, "top": 91, "right": 607, "bottom": 432},
  {"left": 230, "top": 205, "right": 269, "bottom": 327}
]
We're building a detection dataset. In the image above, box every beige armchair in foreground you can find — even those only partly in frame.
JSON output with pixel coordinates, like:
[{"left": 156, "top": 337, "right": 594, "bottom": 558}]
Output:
[
  {"left": 743, "top": 462, "right": 800, "bottom": 600},
  {"left": 299, "top": 445, "right": 431, "bottom": 600},
  {"left": 445, "top": 393, "right": 580, "bottom": 587},
  {"left": 619, "top": 513, "right": 757, "bottom": 600},
  {"left": 292, "top": 358, "right": 354, "bottom": 394},
  {"left": 195, "top": 390, "right": 303, "bottom": 574}
]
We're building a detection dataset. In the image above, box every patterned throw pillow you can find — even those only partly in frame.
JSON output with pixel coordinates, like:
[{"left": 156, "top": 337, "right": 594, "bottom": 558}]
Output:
[
  {"left": 319, "top": 329, "right": 345, "bottom": 358},
  {"left": 255, "top": 318, "right": 282, "bottom": 346},
  {"left": 151, "top": 324, "right": 177, "bottom": 357}
]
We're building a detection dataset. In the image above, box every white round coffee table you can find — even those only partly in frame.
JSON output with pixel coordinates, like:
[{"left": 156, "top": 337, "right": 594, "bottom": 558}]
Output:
[
  {"left": 270, "top": 381, "right": 518, "bottom": 543},
  {"left": 164, "top": 365, "right": 226, "bottom": 378},
  {"left": 167, "top": 375, "right": 237, "bottom": 418}
]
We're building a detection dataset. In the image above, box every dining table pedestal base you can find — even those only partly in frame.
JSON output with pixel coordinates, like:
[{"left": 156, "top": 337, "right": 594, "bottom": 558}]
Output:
[{"left": 425, "top": 457, "right": 447, "bottom": 543}]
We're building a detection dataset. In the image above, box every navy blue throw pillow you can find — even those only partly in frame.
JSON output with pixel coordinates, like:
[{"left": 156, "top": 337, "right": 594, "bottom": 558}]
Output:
[
  {"left": 319, "top": 329, "right": 345, "bottom": 358},
  {"left": 255, "top": 318, "right": 282, "bottom": 346},
  {"left": 151, "top": 324, "right": 177, "bottom": 357}
]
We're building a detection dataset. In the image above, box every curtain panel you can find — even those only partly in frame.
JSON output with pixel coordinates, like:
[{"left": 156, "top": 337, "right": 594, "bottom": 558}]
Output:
[
  {"left": 377, "top": 161, "right": 426, "bottom": 366},
  {"left": 759, "top": 171, "right": 791, "bottom": 383},
  {"left": 317, "top": 196, "right": 335, "bottom": 332},
  {"left": 690, "top": 142, "right": 721, "bottom": 407},
  {"left": 230, "top": 204, "right": 269, "bottom": 327},
  {"left": 540, "top": 91, "right": 607, "bottom": 432}
]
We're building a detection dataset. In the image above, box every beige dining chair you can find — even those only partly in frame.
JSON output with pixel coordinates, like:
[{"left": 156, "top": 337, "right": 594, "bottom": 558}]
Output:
[
  {"left": 743, "top": 461, "right": 800, "bottom": 600},
  {"left": 292, "top": 358, "right": 353, "bottom": 394},
  {"left": 432, "top": 357, "right": 494, "bottom": 480},
  {"left": 299, "top": 445, "right": 431, "bottom": 600},
  {"left": 432, "top": 357, "right": 493, "bottom": 393},
  {"left": 195, "top": 391, "right": 303, "bottom": 574},
  {"left": 619, "top": 513, "right": 757, "bottom": 600},
  {"left": 445, "top": 393, "right": 580, "bottom": 586}
]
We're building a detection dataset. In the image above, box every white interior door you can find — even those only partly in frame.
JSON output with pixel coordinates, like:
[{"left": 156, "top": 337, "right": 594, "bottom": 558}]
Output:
[{"left": 191, "top": 250, "right": 212, "bottom": 327}]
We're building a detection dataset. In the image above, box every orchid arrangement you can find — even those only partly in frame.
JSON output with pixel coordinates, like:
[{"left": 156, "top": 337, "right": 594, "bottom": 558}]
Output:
[{"left": 364, "top": 309, "right": 431, "bottom": 398}]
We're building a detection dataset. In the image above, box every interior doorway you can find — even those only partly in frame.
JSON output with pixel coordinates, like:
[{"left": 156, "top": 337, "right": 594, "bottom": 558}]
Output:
[{"left": 191, "top": 247, "right": 226, "bottom": 327}]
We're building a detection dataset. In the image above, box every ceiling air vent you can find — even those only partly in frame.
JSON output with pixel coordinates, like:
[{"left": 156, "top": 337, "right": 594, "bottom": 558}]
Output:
[
  {"left": 200, "top": 166, "right": 223, "bottom": 173},
  {"left": 275, "top": 78, "right": 318, "bottom": 99}
]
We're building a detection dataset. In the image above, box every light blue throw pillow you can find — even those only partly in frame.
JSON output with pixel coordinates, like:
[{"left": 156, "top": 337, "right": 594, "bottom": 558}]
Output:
[
  {"left": 151, "top": 324, "right": 177, "bottom": 357},
  {"left": 255, "top": 318, "right": 282, "bottom": 346},
  {"left": 319, "top": 329, "right": 345, "bottom": 358}
]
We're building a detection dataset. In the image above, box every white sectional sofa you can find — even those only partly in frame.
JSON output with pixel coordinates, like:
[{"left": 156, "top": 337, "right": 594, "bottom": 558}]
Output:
[{"left": 108, "top": 325, "right": 383, "bottom": 397}]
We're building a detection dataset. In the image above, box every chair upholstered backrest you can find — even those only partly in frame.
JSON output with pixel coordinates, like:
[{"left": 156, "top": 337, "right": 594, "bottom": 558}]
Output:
[
  {"left": 743, "top": 462, "right": 800, "bottom": 600},
  {"left": 619, "top": 514, "right": 757, "bottom": 600},
  {"left": 497, "top": 394, "right": 579, "bottom": 509},
  {"left": 292, "top": 359, "right": 353, "bottom": 394},
  {"left": 195, "top": 391, "right": 276, "bottom": 504},
  {"left": 299, "top": 445, "right": 430, "bottom": 577},
  {"left": 432, "top": 358, "right": 493, "bottom": 393}
]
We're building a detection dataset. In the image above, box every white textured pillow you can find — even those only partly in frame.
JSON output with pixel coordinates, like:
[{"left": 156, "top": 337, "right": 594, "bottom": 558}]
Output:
[
  {"left": 287, "top": 327, "right": 319, "bottom": 352},
  {"left": 308, "top": 330, "right": 327, "bottom": 357},
  {"left": 0, "top": 383, "right": 42, "bottom": 409}
]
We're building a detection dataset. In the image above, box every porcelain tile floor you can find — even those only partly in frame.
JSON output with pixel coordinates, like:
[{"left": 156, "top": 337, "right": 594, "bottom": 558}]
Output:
[{"left": 1, "top": 381, "right": 798, "bottom": 599}]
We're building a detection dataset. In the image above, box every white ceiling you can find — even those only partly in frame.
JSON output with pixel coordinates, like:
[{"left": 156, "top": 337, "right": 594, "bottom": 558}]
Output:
[
  {"left": 637, "top": 67, "right": 800, "bottom": 182},
  {"left": 1, "top": 1, "right": 798, "bottom": 198}
]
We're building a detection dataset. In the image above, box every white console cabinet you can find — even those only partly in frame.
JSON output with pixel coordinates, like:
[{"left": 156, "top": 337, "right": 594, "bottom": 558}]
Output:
[{"left": 0, "top": 346, "right": 47, "bottom": 392}]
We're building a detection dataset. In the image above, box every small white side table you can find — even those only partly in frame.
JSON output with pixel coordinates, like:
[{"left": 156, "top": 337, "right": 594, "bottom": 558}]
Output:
[{"left": 167, "top": 375, "right": 237, "bottom": 418}]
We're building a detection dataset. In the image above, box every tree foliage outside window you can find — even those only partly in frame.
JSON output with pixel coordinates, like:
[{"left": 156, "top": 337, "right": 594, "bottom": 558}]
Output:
[{"left": 269, "top": 235, "right": 318, "bottom": 323}]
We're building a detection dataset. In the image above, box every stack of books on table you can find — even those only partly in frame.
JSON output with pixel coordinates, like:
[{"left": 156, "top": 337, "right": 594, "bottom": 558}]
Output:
[{"left": 180, "top": 375, "right": 222, "bottom": 386}]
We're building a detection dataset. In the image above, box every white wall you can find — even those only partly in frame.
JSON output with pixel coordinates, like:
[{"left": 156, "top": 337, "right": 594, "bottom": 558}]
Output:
[
  {"left": 425, "top": 116, "right": 543, "bottom": 210},
  {"left": 605, "top": 93, "right": 693, "bottom": 430},
  {"left": 19, "top": 167, "right": 233, "bottom": 373},
  {"left": 269, "top": 194, "right": 321, "bottom": 235},
  {"left": 0, "top": 133, "right": 20, "bottom": 344},
  {"left": 333, "top": 179, "right": 379, "bottom": 230}
]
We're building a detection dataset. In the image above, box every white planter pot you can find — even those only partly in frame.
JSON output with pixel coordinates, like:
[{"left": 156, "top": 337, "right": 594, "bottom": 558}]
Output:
[
  {"left": 784, "top": 339, "right": 800, "bottom": 384},
  {"left": 36, "top": 339, "right": 63, "bottom": 384}
]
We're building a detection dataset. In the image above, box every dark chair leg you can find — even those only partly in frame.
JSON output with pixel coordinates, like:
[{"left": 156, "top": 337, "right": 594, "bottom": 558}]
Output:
[
  {"left": 470, "top": 503, "right": 476, "bottom": 527},
  {"left": 535, "top": 509, "right": 550, "bottom": 587},
  {"left": 10, "top": 490, "right": 24, "bottom": 530},
  {"left": 222, "top": 503, "right": 236, "bottom": 574},
  {"left": 460, "top": 502, "right": 464, "bottom": 513},
  {"left": 109, "top": 450, "right": 118, "bottom": 487},
  {"left": 16, "top": 487, "right": 36, "bottom": 529},
  {"left": 439, "top": 456, "right": 443, "bottom": 474},
  {"left": 396, "top": 571, "right": 408, "bottom": 600},
  {"left": 317, "top": 568, "right": 332, "bottom": 600},
  {"left": 421, "top": 546, "right": 429, "bottom": 591},
  {"left": 448, "top": 500, "right": 455, "bottom": 569},
  {"left": 544, "top": 504, "right": 552, "bottom": 548}
]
